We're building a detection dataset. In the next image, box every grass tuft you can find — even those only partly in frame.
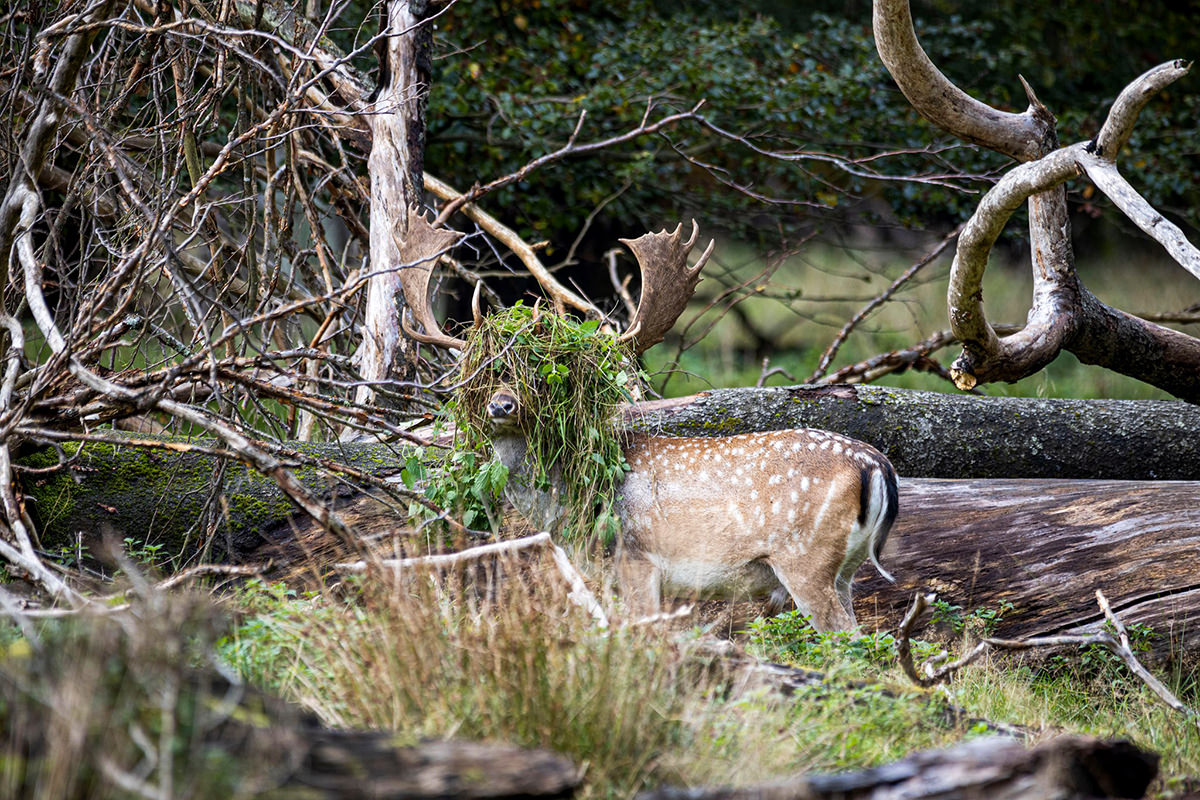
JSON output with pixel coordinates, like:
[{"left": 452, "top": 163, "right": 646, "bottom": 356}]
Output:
[{"left": 222, "top": 566, "right": 703, "bottom": 798}]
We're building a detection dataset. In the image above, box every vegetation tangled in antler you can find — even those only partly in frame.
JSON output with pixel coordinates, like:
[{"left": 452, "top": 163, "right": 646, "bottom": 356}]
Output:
[{"left": 454, "top": 305, "right": 636, "bottom": 544}]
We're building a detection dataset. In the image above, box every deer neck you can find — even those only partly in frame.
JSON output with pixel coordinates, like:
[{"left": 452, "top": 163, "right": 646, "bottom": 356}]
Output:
[{"left": 491, "top": 432, "right": 571, "bottom": 534}]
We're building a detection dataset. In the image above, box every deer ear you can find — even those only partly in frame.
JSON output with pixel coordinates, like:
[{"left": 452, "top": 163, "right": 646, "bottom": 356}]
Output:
[
  {"left": 617, "top": 220, "right": 714, "bottom": 355},
  {"left": 397, "top": 206, "right": 468, "bottom": 350}
]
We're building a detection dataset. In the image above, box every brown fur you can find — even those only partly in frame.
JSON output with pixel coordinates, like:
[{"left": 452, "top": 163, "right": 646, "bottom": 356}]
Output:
[{"left": 487, "top": 390, "right": 898, "bottom": 631}]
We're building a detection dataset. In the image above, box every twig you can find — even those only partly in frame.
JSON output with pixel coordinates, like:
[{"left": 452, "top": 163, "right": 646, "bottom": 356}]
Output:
[
  {"left": 425, "top": 173, "right": 601, "bottom": 318},
  {"left": 755, "top": 358, "right": 797, "bottom": 388},
  {"left": 1094, "top": 589, "right": 1193, "bottom": 716},
  {"left": 337, "top": 532, "right": 609, "bottom": 628},
  {"left": 154, "top": 562, "right": 269, "bottom": 592},
  {"left": 631, "top": 605, "right": 694, "bottom": 627},
  {"left": 896, "top": 590, "right": 1197, "bottom": 718},
  {"left": 546, "top": 541, "right": 609, "bottom": 629},
  {"left": 431, "top": 100, "right": 705, "bottom": 226},
  {"left": 807, "top": 225, "right": 961, "bottom": 383}
]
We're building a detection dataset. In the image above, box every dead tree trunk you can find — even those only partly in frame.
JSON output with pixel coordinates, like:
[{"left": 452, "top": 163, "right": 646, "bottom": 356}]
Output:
[
  {"left": 638, "top": 736, "right": 1157, "bottom": 800},
  {"left": 873, "top": 0, "right": 1200, "bottom": 399},
  {"left": 354, "top": 0, "right": 435, "bottom": 410},
  {"left": 855, "top": 478, "right": 1200, "bottom": 659}
]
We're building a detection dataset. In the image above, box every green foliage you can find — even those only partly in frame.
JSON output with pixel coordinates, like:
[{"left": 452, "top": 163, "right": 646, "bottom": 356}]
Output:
[
  {"left": 454, "top": 304, "right": 636, "bottom": 543},
  {"left": 428, "top": 0, "right": 1198, "bottom": 257},
  {"left": 401, "top": 447, "right": 510, "bottom": 534},
  {"left": 929, "top": 599, "right": 1015, "bottom": 636},
  {"left": 747, "top": 609, "right": 940, "bottom": 674}
]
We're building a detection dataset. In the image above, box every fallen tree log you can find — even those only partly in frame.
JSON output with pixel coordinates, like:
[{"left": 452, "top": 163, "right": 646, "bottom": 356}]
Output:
[
  {"left": 625, "top": 384, "right": 1200, "bottom": 479},
  {"left": 637, "top": 735, "right": 1158, "bottom": 800},
  {"left": 15, "top": 386, "right": 1200, "bottom": 562},
  {"left": 854, "top": 478, "right": 1200, "bottom": 659}
]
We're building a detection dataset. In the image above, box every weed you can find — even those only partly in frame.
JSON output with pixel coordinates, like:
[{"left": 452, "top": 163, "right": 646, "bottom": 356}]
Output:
[
  {"left": 454, "top": 303, "right": 637, "bottom": 544},
  {"left": 928, "top": 599, "right": 1014, "bottom": 637},
  {"left": 401, "top": 446, "right": 510, "bottom": 535},
  {"left": 122, "top": 536, "right": 169, "bottom": 569}
]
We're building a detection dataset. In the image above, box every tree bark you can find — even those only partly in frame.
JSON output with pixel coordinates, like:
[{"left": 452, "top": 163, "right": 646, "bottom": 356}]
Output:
[
  {"left": 355, "top": 0, "right": 435, "bottom": 409},
  {"left": 638, "top": 735, "right": 1157, "bottom": 800},
  {"left": 855, "top": 477, "right": 1200, "bottom": 659},
  {"left": 625, "top": 385, "right": 1200, "bottom": 480}
]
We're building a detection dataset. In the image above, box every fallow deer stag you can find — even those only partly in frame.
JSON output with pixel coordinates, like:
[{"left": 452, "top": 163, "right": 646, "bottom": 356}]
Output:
[{"left": 399, "top": 212, "right": 898, "bottom": 631}]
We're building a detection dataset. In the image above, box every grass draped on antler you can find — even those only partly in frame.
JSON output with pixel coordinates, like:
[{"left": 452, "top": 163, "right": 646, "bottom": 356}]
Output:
[{"left": 455, "top": 303, "right": 636, "bottom": 544}]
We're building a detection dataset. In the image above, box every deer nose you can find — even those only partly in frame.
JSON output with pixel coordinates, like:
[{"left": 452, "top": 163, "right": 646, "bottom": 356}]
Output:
[{"left": 487, "top": 399, "right": 513, "bottom": 419}]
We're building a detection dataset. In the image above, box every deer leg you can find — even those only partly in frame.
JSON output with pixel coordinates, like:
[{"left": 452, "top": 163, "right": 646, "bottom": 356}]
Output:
[
  {"left": 763, "top": 586, "right": 794, "bottom": 617},
  {"left": 615, "top": 552, "right": 662, "bottom": 617},
  {"left": 768, "top": 562, "right": 856, "bottom": 632}
]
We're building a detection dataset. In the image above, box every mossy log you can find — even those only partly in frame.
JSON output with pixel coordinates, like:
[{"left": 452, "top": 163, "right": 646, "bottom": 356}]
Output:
[
  {"left": 16, "top": 436, "right": 418, "bottom": 566},
  {"left": 855, "top": 477, "right": 1200, "bottom": 659},
  {"left": 625, "top": 384, "right": 1200, "bottom": 479}
]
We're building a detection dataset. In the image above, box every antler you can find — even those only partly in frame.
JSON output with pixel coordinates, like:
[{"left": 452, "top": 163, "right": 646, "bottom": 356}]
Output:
[
  {"left": 398, "top": 206, "right": 469, "bottom": 350},
  {"left": 617, "top": 220, "right": 714, "bottom": 355}
]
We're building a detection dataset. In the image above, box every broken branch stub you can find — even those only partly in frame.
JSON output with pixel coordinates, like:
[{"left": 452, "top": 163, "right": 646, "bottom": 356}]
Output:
[
  {"left": 397, "top": 207, "right": 468, "bottom": 351},
  {"left": 617, "top": 220, "right": 714, "bottom": 356}
]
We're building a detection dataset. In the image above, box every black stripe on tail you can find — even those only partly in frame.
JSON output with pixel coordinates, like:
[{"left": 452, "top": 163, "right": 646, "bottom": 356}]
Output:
[{"left": 858, "top": 459, "right": 899, "bottom": 580}]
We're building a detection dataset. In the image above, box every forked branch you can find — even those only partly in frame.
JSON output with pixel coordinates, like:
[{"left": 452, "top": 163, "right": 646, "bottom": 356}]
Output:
[{"left": 944, "top": 61, "right": 1199, "bottom": 395}]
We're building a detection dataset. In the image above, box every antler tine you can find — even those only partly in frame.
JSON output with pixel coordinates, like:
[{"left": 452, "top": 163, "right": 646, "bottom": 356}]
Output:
[
  {"left": 617, "top": 219, "right": 714, "bottom": 355},
  {"left": 398, "top": 206, "right": 469, "bottom": 351}
]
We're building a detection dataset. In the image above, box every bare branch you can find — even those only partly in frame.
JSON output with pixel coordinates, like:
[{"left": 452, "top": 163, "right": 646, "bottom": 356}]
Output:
[
  {"left": 1078, "top": 151, "right": 1200, "bottom": 282},
  {"left": 808, "top": 225, "right": 962, "bottom": 383},
  {"left": 431, "top": 100, "right": 706, "bottom": 225},
  {"left": 425, "top": 173, "right": 602, "bottom": 318},
  {"left": 1092, "top": 60, "right": 1192, "bottom": 160},
  {"left": 896, "top": 590, "right": 1197, "bottom": 718},
  {"left": 872, "top": 0, "right": 1052, "bottom": 162},
  {"left": 337, "top": 532, "right": 609, "bottom": 628}
]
